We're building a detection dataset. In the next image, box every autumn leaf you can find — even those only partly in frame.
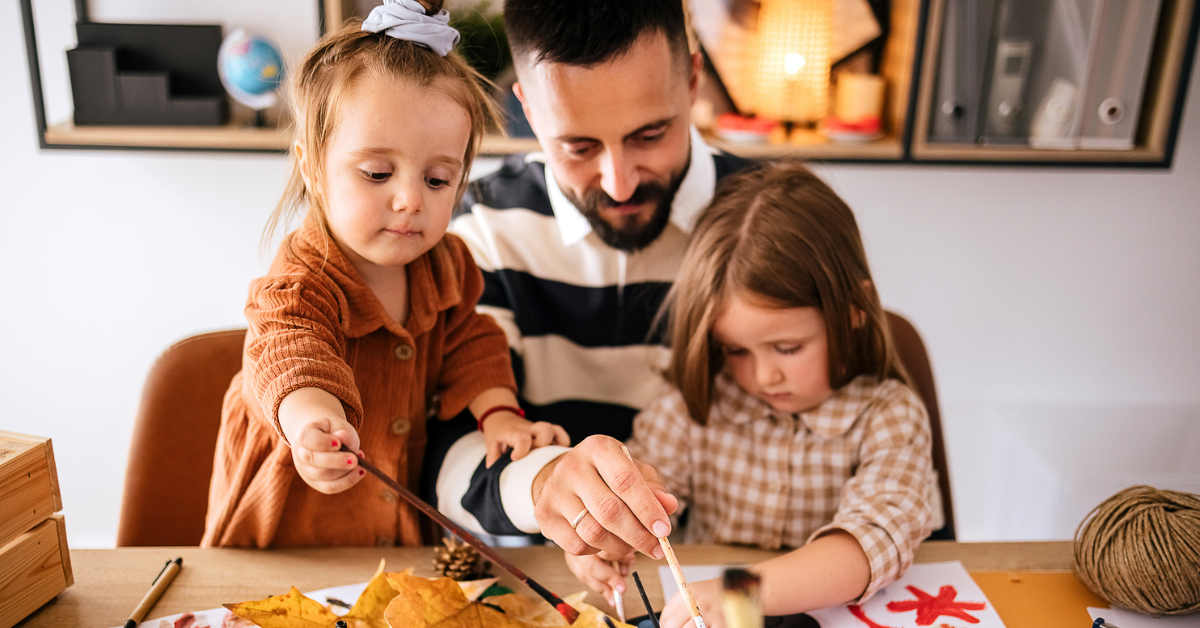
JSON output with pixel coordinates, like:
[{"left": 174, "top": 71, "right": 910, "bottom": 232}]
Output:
[
  {"left": 458, "top": 577, "right": 500, "bottom": 602},
  {"left": 558, "top": 592, "right": 635, "bottom": 628},
  {"left": 485, "top": 593, "right": 570, "bottom": 627},
  {"left": 341, "top": 569, "right": 400, "bottom": 628},
  {"left": 385, "top": 572, "right": 472, "bottom": 628},
  {"left": 417, "top": 584, "right": 631, "bottom": 628},
  {"left": 224, "top": 586, "right": 339, "bottom": 628},
  {"left": 429, "top": 602, "right": 535, "bottom": 628}
]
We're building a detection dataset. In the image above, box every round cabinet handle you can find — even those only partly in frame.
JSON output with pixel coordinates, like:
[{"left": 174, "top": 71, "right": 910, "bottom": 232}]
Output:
[{"left": 1099, "top": 97, "right": 1125, "bottom": 125}]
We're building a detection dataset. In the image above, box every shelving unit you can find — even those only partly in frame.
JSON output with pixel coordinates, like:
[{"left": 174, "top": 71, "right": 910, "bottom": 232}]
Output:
[
  {"left": 909, "top": 0, "right": 1199, "bottom": 166},
  {"left": 20, "top": 0, "right": 1200, "bottom": 165}
]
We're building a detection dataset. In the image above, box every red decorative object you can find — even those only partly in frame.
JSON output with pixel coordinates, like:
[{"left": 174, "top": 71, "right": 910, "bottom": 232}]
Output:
[
  {"left": 823, "top": 115, "right": 882, "bottom": 134},
  {"left": 886, "top": 585, "right": 986, "bottom": 625}
]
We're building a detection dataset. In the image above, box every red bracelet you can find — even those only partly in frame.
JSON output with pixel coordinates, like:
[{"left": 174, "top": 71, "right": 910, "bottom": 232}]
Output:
[{"left": 477, "top": 405, "right": 525, "bottom": 431}]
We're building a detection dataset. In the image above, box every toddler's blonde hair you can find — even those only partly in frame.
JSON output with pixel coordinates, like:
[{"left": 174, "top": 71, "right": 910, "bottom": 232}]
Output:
[{"left": 264, "top": 0, "right": 500, "bottom": 257}]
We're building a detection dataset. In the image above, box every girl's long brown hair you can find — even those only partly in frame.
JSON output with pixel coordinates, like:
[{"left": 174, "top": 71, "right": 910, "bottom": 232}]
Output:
[
  {"left": 662, "top": 160, "right": 909, "bottom": 424},
  {"left": 263, "top": 0, "right": 500, "bottom": 270}
]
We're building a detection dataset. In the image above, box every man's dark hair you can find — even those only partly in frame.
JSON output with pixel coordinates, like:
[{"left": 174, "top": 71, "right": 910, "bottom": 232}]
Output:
[{"left": 504, "top": 0, "right": 689, "bottom": 68}]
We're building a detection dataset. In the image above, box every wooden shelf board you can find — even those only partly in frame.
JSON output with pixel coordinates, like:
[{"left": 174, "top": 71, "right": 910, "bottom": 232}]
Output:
[
  {"left": 45, "top": 120, "right": 543, "bottom": 155},
  {"left": 479, "top": 136, "right": 540, "bottom": 155},
  {"left": 912, "top": 143, "right": 1164, "bottom": 163},
  {"left": 708, "top": 132, "right": 905, "bottom": 161},
  {"left": 44, "top": 120, "right": 290, "bottom": 151},
  {"left": 488, "top": 134, "right": 904, "bottom": 161}
]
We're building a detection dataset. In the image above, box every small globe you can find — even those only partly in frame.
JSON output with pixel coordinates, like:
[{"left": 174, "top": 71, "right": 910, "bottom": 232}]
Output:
[{"left": 218, "top": 29, "right": 285, "bottom": 112}]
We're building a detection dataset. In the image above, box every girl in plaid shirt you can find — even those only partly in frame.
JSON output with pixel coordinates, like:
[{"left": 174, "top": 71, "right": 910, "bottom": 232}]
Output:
[{"left": 565, "top": 161, "right": 938, "bottom": 627}]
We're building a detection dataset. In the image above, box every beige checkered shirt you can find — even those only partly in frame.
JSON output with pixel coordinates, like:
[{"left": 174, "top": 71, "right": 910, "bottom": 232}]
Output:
[{"left": 626, "top": 374, "right": 937, "bottom": 601}]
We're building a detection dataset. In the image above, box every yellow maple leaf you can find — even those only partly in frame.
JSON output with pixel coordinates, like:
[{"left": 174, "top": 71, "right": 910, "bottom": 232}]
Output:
[
  {"left": 485, "top": 593, "right": 569, "bottom": 627},
  {"left": 388, "top": 574, "right": 632, "bottom": 628},
  {"left": 384, "top": 571, "right": 472, "bottom": 628},
  {"left": 429, "top": 602, "right": 535, "bottom": 628},
  {"left": 224, "top": 586, "right": 339, "bottom": 628},
  {"left": 341, "top": 568, "right": 401, "bottom": 628}
]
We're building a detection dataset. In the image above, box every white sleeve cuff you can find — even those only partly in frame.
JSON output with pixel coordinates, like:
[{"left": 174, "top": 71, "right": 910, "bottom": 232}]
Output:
[
  {"left": 435, "top": 431, "right": 489, "bottom": 535},
  {"left": 498, "top": 445, "right": 571, "bottom": 534}
]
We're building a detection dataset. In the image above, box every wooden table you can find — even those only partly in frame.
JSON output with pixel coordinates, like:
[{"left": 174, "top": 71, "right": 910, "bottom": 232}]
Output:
[{"left": 16, "top": 541, "right": 1076, "bottom": 628}]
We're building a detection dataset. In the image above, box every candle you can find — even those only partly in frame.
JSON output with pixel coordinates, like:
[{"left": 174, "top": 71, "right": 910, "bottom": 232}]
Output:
[{"left": 834, "top": 73, "right": 885, "bottom": 124}]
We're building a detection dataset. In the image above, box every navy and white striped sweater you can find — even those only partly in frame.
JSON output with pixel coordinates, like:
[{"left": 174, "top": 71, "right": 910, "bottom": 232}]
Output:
[{"left": 421, "top": 134, "right": 750, "bottom": 537}]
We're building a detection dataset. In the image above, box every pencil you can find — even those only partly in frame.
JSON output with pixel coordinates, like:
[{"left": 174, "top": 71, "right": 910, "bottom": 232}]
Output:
[
  {"left": 124, "top": 557, "right": 182, "bottom": 628},
  {"left": 621, "top": 446, "right": 707, "bottom": 628}
]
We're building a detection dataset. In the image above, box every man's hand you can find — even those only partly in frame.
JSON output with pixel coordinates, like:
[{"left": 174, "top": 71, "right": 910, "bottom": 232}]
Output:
[{"left": 532, "top": 435, "right": 678, "bottom": 559}]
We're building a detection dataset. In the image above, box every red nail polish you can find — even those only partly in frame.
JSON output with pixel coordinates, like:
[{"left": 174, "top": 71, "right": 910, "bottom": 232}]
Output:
[
  {"left": 347, "top": 457, "right": 355, "bottom": 465},
  {"left": 332, "top": 439, "right": 339, "bottom": 448},
  {"left": 359, "top": 469, "right": 365, "bottom": 476}
]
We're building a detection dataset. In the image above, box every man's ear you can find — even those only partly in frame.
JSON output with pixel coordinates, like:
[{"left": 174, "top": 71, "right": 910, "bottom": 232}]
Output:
[
  {"left": 687, "top": 51, "right": 702, "bottom": 104},
  {"left": 513, "top": 81, "right": 537, "bottom": 136}
]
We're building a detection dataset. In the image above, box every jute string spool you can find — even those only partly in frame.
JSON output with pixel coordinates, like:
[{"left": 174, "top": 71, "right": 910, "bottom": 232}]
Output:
[{"left": 1073, "top": 485, "right": 1200, "bottom": 616}]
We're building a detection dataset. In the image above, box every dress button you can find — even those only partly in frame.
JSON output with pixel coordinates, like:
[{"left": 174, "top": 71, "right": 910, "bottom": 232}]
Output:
[
  {"left": 376, "top": 536, "right": 394, "bottom": 547},
  {"left": 381, "top": 490, "right": 398, "bottom": 504},
  {"left": 394, "top": 344, "right": 414, "bottom": 360},
  {"left": 391, "top": 418, "right": 410, "bottom": 436}
]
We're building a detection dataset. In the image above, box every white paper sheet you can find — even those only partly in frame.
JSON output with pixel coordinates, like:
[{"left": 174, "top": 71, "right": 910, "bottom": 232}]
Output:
[
  {"left": 659, "top": 561, "right": 1005, "bottom": 628},
  {"left": 1089, "top": 606, "right": 1200, "bottom": 628},
  {"left": 109, "top": 581, "right": 370, "bottom": 628},
  {"left": 658, "top": 565, "right": 742, "bottom": 605},
  {"left": 807, "top": 561, "right": 1005, "bottom": 628}
]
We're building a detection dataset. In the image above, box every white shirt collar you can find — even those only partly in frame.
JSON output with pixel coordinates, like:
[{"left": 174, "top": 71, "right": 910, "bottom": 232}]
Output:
[{"left": 543, "top": 126, "right": 717, "bottom": 248}]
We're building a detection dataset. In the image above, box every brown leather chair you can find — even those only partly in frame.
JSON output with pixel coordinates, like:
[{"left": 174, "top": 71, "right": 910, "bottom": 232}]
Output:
[
  {"left": 117, "top": 329, "right": 246, "bottom": 547},
  {"left": 886, "top": 311, "right": 956, "bottom": 540},
  {"left": 116, "top": 317, "right": 953, "bottom": 545}
]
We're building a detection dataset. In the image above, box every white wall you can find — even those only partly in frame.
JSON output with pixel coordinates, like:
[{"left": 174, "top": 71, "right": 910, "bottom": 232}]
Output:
[{"left": 3, "top": 1, "right": 1198, "bottom": 547}]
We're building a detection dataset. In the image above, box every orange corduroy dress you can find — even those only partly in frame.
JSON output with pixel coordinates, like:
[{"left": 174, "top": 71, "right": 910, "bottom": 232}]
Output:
[{"left": 202, "top": 215, "right": 515, "bottom": 548}]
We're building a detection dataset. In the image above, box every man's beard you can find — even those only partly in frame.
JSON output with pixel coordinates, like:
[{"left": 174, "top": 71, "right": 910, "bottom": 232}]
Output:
[{"left": 563, "top": 167, "right": 687, "bottom": 252}]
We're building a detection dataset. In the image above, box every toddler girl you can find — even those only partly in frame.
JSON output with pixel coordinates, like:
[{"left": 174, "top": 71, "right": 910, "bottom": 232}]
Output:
[
  {"left": 566, "top": 161, "right": 937, "bottom": 626},
  {"left": 202, "top": 0, "right": 566, "bottom": 548}
]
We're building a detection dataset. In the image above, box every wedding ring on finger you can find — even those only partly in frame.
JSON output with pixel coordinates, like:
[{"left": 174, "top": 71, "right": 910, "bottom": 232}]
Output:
[{"left": 570, "top": 507, "right": 589, "bottom": 529}]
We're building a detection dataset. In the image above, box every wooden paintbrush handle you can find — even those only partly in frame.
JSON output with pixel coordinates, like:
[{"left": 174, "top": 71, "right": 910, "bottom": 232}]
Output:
[{"left": 339, "top": 445, "right": 579, "bottom": 623}]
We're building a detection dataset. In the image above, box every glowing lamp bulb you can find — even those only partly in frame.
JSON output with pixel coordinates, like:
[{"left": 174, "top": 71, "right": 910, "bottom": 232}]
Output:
[{"left": 785, "top": 53, "right": 806, "bottom": 75}]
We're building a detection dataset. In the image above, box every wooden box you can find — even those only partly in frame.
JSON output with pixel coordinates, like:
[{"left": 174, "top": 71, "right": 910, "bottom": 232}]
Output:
[
  {"left": 0, "top": 432, "right": 62, "bottom": 545},
  {"left": 0, "top": 432, "right": 71, "bottom": 628},
  {"left": 0, "top": 516, "right": 72, "bottom": 628}
]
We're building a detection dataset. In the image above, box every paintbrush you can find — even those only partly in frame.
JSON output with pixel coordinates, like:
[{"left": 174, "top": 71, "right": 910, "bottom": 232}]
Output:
[
  {"left": 621, "top": 446, "right": 706, "bottom": 628},
  {"left": 632, "top": 571, "right": 660, "bottom": 628},
  {"left": 612, "top": 571, "right": 626, "bottom": 623},
  {"left": 722, "top": 568, "right": 763, "bottom": 628},
  {"left": 340, "top": 444, "right": 580, "bottom": 623}
]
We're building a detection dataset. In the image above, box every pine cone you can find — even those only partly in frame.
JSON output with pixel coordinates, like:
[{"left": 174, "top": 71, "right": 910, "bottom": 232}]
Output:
[{"left": 432, "top": 537, "right": 492, "bottom": 581}]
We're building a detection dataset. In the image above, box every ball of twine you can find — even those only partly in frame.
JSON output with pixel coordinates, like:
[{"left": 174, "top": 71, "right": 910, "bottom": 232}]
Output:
[{"left": 1073, "top": 485, "right": 1200, "bottom": 616}]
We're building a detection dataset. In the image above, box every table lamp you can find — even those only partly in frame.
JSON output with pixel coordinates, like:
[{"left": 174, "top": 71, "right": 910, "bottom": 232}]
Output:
[{"left": 749, "top": 0, "right": 833, "bottom": 127}]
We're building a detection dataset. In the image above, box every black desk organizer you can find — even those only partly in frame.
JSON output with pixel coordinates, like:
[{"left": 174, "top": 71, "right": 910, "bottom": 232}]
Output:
[{"left": 66, "top": 22, "right": 227, "bottom": 126}]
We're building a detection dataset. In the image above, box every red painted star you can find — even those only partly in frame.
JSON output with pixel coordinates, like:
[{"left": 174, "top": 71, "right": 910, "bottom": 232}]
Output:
[{"left": 886, "top": 585, "right": 986, "bottom": 625}]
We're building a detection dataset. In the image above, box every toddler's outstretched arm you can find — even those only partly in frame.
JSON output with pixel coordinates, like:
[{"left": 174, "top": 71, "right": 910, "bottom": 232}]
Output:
[
  {"left": 277, "top": 387, "right": 365, "bottom": 494},
  {"left": 658, "top": 530, "right": 871, "bottom": 628},
  {"left": 471, "top": 387, "right": 569, "bottom": 467}
]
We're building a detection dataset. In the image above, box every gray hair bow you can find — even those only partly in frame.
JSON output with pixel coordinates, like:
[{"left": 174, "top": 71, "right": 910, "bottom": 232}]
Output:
[{"left": 362, "top": 0, "right": 460, "bottom": 57}]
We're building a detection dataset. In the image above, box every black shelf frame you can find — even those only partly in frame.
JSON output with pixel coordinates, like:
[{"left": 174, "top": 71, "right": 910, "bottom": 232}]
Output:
[{"left": 18, "top": 0, "right": 1200, "bottom": 166}]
